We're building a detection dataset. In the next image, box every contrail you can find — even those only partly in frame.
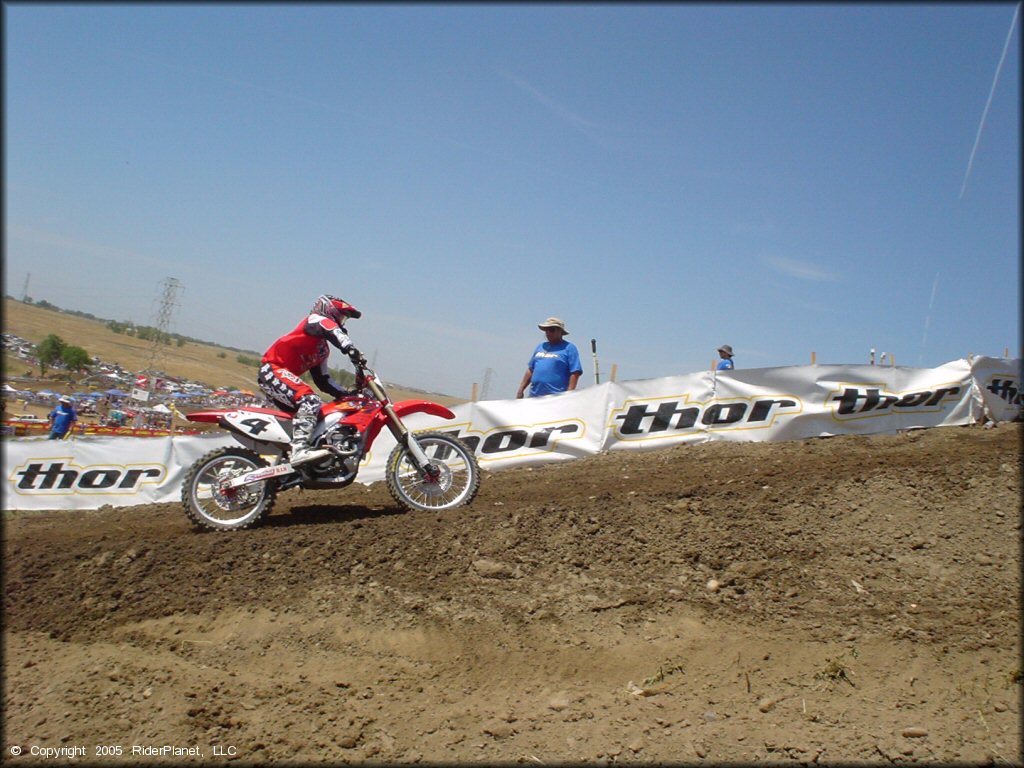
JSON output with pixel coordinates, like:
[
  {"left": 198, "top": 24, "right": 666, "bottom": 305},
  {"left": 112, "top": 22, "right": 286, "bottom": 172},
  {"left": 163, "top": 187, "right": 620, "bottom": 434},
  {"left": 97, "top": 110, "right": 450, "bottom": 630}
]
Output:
[
  {"left": 919, "top": 272, "right": 939, "bottom": 365},
  {"left": 959, "top": 3, "right": 1021, "bottom": 199}
]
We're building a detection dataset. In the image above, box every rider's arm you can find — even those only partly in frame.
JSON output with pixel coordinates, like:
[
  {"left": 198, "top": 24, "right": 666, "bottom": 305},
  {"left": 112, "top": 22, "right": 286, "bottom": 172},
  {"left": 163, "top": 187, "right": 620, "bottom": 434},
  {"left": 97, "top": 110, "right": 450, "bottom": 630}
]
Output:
[
  {"left": 310, "top": 360, "right": 348, "bottom": 400},
  {"left": 305, "top": 314, "right": 361, "bottom": 398},
  {"left": 305, "top": 314, "right": 354, "bottom": 354}
]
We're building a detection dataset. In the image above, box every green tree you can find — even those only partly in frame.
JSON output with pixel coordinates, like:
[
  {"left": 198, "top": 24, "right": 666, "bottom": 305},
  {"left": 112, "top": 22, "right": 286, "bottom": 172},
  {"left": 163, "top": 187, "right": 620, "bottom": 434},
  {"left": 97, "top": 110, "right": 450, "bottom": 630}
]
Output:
[
  {"left": 36, "top": 334, "right": 66, "bottom": 376},
  {"left": 62, "top": 345, "right": 91, "bottom": 372}
]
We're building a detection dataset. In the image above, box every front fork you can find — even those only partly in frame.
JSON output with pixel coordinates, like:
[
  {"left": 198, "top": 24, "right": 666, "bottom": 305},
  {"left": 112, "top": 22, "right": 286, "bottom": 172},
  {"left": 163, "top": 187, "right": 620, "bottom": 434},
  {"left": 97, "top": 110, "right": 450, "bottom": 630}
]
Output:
[
  {"left": 368, "top": 378, "right": 438, "bottom": 479},
  {"left": 386, "top": 406, "right": 438, "bottom": 478}
]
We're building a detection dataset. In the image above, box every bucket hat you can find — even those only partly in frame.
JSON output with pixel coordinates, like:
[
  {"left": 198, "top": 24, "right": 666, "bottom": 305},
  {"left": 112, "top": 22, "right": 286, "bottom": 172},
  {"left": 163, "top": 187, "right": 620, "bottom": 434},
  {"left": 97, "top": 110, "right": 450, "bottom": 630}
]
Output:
[
  {"left": 717, "top": 345, "right": 734, "bottom": 357},
  {"left": 538, "top": 317, "right": 569, "bottom": 334}
]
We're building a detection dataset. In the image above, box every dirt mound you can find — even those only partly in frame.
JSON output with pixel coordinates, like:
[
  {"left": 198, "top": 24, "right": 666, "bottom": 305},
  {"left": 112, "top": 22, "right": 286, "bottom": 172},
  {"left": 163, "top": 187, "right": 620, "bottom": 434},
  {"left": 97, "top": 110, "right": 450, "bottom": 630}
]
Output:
[{"left": 4, "top": 424, "right": 1021, "bottom": 763}]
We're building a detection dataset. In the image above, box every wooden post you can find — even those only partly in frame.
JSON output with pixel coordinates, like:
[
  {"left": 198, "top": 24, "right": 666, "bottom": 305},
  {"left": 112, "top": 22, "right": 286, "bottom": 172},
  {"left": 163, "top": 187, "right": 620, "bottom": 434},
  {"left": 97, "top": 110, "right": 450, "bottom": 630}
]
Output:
[
  {"left": 610, "top": 364, "right": 617, "bottom": 382},
  {"left": 470, "top": 383, "right": 478, "bottom": 402},
  {"left": 810, "top": 351, "right": 816, "bottom": 365}
]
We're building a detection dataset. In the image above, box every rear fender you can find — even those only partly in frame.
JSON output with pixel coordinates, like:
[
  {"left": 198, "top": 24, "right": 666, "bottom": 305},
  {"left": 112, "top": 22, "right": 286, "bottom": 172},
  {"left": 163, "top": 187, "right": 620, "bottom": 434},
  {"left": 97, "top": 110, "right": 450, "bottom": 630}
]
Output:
[
  {"left": 187, "top": 408, "right": 293, "bottom": 446},
  {"left": 185, "top": 406, "right": 292, "bottom": 423},
  {"left": 184, "top": 409, "right": 231, "bottom": 424}
]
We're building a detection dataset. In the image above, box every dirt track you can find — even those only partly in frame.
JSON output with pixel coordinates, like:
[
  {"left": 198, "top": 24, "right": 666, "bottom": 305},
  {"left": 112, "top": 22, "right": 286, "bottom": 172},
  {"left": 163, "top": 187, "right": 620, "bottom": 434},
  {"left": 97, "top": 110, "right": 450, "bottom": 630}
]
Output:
[{"left": 3, "top": 423, "right": 1021, "bottom": 764}]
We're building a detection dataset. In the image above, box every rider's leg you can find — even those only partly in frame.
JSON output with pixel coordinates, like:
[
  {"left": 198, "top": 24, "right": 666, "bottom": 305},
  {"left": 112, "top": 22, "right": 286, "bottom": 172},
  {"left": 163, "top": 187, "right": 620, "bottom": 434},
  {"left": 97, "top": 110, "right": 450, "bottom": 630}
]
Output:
[
  {"left": 257, "top": 364, "right": 325, "bottom": 464},
  {"left": 289, "top": 394, "right": 324, "bottom": 464}
]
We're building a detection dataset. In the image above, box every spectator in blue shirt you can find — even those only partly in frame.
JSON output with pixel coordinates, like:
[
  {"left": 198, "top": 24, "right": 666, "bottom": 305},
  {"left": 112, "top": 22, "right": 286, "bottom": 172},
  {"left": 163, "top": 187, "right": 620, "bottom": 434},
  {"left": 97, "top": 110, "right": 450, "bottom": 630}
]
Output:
[
  {"left": 517, "top": 317, "right": 583, "bottom": 398},
  {"left": 716, "top": 344, "right": 735, "bottom": 371},
  {"left": 48, "top": 396, "right": 78, "bottom": 439}
]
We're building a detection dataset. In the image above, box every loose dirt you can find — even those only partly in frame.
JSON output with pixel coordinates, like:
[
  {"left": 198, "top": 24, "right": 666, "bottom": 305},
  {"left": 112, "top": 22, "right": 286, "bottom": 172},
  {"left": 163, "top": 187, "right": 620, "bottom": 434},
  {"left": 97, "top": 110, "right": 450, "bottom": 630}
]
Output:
[{"left": 3, "top": 423, "right": 1021, "bottom": 764}]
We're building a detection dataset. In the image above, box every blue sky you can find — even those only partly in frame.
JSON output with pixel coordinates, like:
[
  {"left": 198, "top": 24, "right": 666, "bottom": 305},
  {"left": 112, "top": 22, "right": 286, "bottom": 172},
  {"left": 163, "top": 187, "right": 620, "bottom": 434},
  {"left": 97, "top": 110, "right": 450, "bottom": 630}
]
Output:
[{"left": 5, "top": 3, "right": 1020, "bottom": 398}]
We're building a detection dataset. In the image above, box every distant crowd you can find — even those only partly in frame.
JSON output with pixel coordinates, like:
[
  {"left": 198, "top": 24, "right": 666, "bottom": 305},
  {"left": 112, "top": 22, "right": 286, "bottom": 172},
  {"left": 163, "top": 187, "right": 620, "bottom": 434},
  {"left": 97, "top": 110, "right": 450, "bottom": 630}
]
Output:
[{"left": 2, "top": 331, "right": 263, "bottom": 433}]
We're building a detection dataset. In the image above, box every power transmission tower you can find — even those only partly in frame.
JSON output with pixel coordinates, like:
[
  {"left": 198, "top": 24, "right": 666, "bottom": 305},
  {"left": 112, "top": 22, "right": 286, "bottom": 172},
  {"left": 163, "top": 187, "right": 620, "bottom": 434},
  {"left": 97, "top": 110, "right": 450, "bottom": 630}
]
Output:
[
  {"left": 480, "top": 367, "right": 494, "bottom": 400},
  {"left": 21, "top": 272, "right": 30, "bottom": 301},
  {"left": 145, "top": 277, "right": 183, "bottom": 378}
]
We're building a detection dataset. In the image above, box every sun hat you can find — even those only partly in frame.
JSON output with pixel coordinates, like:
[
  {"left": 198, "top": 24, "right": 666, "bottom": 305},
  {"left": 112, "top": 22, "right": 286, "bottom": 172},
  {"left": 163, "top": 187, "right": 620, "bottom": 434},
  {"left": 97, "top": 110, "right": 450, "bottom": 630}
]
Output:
[
  {"left": 538, "top": 317, "right": 568, "bottom": 334},
  {"left": 59, "top": 395, "right": 72, "bottom": 403},
  {"left": 717, "top": 345, "right": 734, "bottom": 357}
]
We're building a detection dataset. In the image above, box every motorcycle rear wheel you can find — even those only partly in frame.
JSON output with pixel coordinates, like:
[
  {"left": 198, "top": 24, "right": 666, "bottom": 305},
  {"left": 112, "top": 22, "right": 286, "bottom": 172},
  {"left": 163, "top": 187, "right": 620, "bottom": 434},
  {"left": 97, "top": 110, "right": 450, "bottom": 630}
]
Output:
[
  {"left": 386, "top": 431, "right": 480, "bottom": 512},
  {"left": 182, "top": 446, "right": 277, "bottom": 531}
]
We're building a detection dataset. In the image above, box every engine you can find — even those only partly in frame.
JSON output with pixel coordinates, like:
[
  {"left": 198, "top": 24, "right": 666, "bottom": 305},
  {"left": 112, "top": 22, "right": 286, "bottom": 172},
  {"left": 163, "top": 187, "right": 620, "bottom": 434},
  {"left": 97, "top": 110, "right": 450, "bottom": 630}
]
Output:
[
  {"left": 321, "top": 422, "right": 360, "bottom": 455},
  {"left": 300, "top": 423, "right": 362, "bottom": 487}
]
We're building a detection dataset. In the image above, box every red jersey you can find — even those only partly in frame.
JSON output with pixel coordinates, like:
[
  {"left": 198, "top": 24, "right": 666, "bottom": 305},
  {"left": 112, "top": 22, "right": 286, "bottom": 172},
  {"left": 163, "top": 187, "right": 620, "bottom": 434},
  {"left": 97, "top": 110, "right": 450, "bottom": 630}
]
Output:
[{"left": 262, "top": 315, "right": 348, "bottom": 375}]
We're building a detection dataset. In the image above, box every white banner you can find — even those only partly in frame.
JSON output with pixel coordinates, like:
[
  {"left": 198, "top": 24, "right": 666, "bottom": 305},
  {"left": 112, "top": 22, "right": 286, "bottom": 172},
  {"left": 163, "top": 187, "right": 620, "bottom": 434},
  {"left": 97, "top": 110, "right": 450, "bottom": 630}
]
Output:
[
  {"left": 2, "top": 358, "right": 1018, "bottom": 511},
  {"left": 435, "top": 358, "right": 979, "bottom": 461},
  {"left": 3, "top": 433, "right": 233, "bottom": 511},
  {"left": 969, "top": 355, "right": 1023, "bottom": 425}
]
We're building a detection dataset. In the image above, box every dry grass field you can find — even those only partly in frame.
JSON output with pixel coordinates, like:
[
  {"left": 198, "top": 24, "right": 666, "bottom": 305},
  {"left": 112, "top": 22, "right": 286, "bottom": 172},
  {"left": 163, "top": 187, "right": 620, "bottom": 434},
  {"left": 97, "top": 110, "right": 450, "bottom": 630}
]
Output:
[{"left": 2, "top": 297, "right": 464, "bottom": 406}]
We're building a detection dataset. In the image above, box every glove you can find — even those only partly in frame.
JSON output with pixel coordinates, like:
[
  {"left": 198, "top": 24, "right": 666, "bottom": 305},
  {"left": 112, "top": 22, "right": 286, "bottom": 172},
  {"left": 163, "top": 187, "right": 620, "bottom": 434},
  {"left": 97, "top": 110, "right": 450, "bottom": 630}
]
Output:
[{"left": 347, "top": 346, "right": 367, "bottom": 366}]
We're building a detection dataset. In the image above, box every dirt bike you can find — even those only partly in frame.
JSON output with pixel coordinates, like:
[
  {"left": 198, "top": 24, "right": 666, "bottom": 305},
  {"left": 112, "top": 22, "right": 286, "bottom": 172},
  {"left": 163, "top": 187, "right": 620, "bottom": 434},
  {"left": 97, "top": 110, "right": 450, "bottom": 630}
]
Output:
[{"left": 180, "top": 365, "right": 480, "bottom": 531}]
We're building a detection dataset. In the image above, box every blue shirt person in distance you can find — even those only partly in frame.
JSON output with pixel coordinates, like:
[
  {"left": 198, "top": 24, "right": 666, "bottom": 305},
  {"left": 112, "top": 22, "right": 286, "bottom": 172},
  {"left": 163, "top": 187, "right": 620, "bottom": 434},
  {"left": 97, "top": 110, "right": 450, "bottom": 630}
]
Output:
[
  {"left": 716, "top": 344, "right": 735, "bottom": 371},
  {"left": 48, "top": 396, "right": 78, "bottom": 439},
  {"left": 516, "top": 317, "right": 583, "bottom": 398}
]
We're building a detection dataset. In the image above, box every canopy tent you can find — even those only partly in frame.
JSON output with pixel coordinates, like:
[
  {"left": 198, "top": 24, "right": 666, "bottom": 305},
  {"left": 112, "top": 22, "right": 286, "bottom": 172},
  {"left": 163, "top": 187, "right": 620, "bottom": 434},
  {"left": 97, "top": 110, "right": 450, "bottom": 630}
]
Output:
[{"left": 105, "top": 389, "right": 129, "bottom": 396}]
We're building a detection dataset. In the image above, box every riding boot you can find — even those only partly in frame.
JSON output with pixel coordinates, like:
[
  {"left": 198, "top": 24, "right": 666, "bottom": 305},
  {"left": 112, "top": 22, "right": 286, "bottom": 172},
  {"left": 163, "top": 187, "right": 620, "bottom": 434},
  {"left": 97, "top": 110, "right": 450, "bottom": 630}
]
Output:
[{"left": 289, "top": 402, "right": 319, "bottom": 465}]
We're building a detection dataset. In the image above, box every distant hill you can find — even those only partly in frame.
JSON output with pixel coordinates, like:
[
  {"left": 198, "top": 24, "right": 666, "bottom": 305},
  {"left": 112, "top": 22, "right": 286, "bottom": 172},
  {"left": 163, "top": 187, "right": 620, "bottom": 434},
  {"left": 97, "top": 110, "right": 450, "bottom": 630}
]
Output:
[{"left": 2, "top": 297, "right": 465, "bottom": 406}]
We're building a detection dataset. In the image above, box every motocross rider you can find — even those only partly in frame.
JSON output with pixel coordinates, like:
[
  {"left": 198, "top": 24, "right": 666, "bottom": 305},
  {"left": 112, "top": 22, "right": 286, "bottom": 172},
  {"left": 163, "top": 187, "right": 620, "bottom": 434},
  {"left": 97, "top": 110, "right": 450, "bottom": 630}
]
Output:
[{"left": 258, "top": 295, "right": 367, "bottom": 465}]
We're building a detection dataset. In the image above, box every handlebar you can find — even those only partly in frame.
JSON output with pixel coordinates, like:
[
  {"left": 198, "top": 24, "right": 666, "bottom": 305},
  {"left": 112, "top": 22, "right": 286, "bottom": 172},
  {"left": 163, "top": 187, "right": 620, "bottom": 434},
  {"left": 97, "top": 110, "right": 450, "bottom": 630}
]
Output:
[{"left": 345, "top": 363, "right": 386, "bottom": 401}]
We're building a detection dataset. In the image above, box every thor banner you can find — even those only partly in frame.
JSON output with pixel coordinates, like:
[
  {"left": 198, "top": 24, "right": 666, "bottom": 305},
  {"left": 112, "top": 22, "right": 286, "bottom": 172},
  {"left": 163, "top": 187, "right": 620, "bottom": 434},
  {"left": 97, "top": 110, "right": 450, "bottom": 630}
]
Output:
[
  {"left": 2, "top": 357, "right": 1018, "bottom": 511},
  {"left": 3, "top": 433, "right": 233, "bottom": 511}
]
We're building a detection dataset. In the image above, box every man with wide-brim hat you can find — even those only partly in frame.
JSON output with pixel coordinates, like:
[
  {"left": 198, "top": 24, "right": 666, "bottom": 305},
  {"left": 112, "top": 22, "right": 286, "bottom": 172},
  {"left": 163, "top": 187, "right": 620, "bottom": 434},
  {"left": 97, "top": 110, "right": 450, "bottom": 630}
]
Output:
[
  {"left": 716, "top": 344, "right": 735, "bottom": 371},
  {"left": 48, "top": 395, "right": 78, "bottom": 440},
  {"left": 516, "top": 317, "right": 583, "bottom": 398}
]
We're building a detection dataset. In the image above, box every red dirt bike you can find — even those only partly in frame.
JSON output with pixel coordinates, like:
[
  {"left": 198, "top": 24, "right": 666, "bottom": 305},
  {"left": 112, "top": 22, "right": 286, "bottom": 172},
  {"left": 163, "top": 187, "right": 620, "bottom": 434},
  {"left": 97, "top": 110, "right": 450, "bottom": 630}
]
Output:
[{"left": 180, "top": 365, "right": 480, "bottom": 531}]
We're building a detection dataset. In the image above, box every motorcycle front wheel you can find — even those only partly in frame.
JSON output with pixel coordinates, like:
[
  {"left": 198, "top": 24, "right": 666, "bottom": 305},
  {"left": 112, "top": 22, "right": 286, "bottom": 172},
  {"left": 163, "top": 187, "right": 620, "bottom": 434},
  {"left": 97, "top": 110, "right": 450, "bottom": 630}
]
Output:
[
  {"left": 386, "top": 431, "right": 480, "bottom": 512},
  {"left": 181, "top": 447, "right": 277, "bottom": 531}
]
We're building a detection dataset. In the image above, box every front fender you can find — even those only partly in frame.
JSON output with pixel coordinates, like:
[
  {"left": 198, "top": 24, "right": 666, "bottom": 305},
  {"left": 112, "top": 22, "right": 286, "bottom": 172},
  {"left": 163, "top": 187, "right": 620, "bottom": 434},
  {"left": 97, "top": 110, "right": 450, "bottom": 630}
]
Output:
[
  {"left": 357, "top": 400, "right": 458, "bottom": 450},
  {"left": 389, "top": 400, "right": 456, "bottom": 420}
]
